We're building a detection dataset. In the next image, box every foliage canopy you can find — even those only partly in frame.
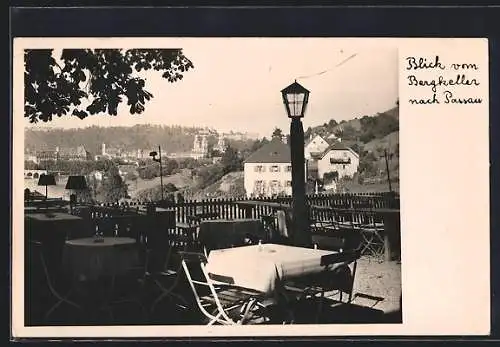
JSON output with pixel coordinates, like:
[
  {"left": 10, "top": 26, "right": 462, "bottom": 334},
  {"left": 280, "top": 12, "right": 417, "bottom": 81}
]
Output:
[{"left": 24, "top": 49, "right": 194, "bottom": 123}]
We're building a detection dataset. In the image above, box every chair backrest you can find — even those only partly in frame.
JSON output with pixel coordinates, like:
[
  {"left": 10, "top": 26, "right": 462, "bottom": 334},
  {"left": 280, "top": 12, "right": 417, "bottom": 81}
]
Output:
[
  {"left": 178, "top": 251, "right": 237, "bottom": 325},
  {"left": 276, "top": 210, "right": 289, "bottom": 238}
]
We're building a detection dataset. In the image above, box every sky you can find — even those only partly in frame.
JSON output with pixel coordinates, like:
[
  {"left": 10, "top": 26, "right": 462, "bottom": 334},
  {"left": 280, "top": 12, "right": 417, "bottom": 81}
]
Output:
[{"left": 24, "top": 38, "right": 399, "bottom": 138}]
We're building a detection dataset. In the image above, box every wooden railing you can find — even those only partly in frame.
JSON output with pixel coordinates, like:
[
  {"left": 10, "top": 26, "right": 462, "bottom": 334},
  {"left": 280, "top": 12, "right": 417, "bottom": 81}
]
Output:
[
  {"left": 64, "top": 192, "right": 400, "bottom": 258},
  {"left": 77, "top": 192, "right": 399, "bottom": 225}
]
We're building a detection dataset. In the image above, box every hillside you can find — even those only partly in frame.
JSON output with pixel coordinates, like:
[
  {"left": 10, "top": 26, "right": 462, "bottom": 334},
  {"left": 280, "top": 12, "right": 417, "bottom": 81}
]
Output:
[
  {"left": 24, "top": 124, "right": 258, "bottom": 155},
  {"left": 306, "top": 104, "right": 399, "bottom": 182},
  {"left": 128, "top": 172, "right": 195, "bottom": 200},
  {"left": 364, "top": 131, "right": 399, "bottom": 174},
  {"left": 305, "top": 105, "right": 398, "bottom": 143},
  {"left": 191, "top": 171, "right": 245, "bottom": 200}
]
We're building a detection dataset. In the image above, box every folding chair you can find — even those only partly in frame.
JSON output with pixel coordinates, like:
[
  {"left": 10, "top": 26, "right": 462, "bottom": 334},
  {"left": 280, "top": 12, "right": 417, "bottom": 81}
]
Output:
[
  {"left": 261, "top": 214, "right": 278, "bottom": 242},
  {"left": 148, "top": 229, "right": 192, "bottom": 314},
  {"left": 311, "top": 229, "right": 362, "bottom": 300},
  {"left": 28, "top": 240, "right": 82, "bottom": 322},
  {"left": 100, "top": 242, "right": 149, "bottom": 322},
  {"left": 358, "top": 211, "right": 386, "bottom": 261},
  {"left": 179, "top": 251, "right": 274, "bottom": 325},
  {"left": 284, "top": 236, "right": 362, "bottom": 323}
]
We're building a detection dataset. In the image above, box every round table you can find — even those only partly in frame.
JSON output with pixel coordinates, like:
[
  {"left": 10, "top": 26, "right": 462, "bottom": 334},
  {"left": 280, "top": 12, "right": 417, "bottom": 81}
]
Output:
[{"left": 63, "top": 237, "right": 139, "bottom": 282}]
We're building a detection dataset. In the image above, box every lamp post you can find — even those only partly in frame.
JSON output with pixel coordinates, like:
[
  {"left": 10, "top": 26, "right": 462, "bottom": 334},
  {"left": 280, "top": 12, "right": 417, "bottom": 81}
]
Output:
[
  {"left": 150, "top": 146, "right": 164, "bottom": 202},
  {"left": 281, "top": 80, "right": 312, "bottom": 247}
]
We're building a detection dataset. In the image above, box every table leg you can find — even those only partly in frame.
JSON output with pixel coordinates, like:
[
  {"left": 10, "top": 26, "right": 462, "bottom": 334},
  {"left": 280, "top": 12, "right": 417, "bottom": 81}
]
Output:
[
  {"left": 383, "top": 213, "right": 401, "bottom": 261},
  {"left": 384, "top": 233, "right": 391, "bottom": 262}
]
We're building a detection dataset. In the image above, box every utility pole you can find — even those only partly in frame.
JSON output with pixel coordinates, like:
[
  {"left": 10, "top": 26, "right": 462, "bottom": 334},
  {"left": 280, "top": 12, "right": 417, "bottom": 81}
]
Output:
[
  {"left": 383, "top": 149, "right": 393, "bottom": 193},
  {"left": 158, "top": 145, "right": 164, "bottom": 202}
]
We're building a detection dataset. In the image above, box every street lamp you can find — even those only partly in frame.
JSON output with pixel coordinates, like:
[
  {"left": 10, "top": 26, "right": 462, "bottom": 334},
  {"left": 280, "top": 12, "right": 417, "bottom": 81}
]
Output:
[
  {"left": 150, "top": 146, "right": 164, "bottom": 202},
  {"left": 281, "top": 80, "right": 312, "bottom": 247}
]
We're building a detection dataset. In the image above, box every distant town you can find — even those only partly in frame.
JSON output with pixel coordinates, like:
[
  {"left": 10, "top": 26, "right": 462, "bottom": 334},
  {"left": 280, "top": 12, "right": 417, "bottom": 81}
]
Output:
[
  {"left": 24, "top": 104, "right": 399, "bottom": 203},
  {"left": 24, "top": 129, "right": 255, "bottom": 166}
]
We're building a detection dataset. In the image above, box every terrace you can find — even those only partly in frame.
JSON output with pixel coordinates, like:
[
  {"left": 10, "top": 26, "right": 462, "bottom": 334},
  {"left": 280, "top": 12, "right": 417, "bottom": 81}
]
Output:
[{"left": 24, "top": 192, "right": 401, "bottom": 327}]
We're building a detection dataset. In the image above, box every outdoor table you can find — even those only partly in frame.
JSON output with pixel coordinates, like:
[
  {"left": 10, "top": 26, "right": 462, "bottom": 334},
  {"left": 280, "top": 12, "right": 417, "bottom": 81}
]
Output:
[
  {"left": 235, "top": 200, "right": 291, "bottom": 219},
  {"left": 25, "top": 212, "right": 91, "bottom": 240},
  {"left": 205, "top": 243, "right": 342, "bottom": 296},
  {"left": 198, "top": 218, "right": 267, "bottom": 251},
  {"left": 310, "top": 205, "right": 401, "bottom": 261},
  {"left": 62, "top": 237, "right": 140, "bottom": 319},
  {"left": 62, "top": 237, "right": 139, "bottom": 282}
]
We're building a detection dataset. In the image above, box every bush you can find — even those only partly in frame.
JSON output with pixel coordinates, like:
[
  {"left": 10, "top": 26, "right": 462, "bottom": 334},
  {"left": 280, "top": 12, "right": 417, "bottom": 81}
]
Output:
[
  {"left": 195, "top": 164, "right": 226, "bottom": 189},
  {"left": 323, "top": 171, "right": 339, "bottom": 183},
  {"left": 165, "top": 182, "right": 178, "bottom": 192}
]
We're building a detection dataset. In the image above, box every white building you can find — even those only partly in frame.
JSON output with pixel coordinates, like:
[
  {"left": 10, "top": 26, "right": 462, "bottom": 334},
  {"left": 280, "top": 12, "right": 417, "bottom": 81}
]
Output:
[
  {"left": 304, "top": 134, "right": 330, "bottom": 160},
  {"left": 192, "top": 133, "right": 209, "bottom": 159},
  {"left": 243, "top": 138, "right": 297, "bottom": 198},
  {"left": 214, "top": 135, "right": 228, "bottom": 153},
  {"left": 317, "top": 142, "right": 360, "bottom": 179}
]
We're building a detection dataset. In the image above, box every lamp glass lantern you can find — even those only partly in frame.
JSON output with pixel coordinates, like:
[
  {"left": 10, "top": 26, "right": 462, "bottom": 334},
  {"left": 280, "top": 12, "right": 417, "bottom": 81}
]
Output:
[{"left": 281, "top": 80, "right": 310, "bottom": 118}]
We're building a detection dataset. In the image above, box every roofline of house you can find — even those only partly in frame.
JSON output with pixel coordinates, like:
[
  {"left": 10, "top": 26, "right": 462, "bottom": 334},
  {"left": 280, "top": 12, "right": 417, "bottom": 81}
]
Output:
[
  {"left": 319, "top": 146, "right": 359, "bottom": 160},
  {"left": 243, "top": 160, "right": 292, "bottom": 164}
]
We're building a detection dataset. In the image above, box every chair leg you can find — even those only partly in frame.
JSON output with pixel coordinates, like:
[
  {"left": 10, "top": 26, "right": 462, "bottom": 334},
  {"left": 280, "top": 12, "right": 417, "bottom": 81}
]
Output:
[
  {"left": 315, "top": 292, "right": 325, "bottom": 323},
  {"left": 45, "top": 289, "right": 81, "bottom": 322},
  {"left": 348, "top": 261, "right": 358, "bottom": 303},
  {"left": 150, "top": 279, "right": 190, "bottom": 313}
]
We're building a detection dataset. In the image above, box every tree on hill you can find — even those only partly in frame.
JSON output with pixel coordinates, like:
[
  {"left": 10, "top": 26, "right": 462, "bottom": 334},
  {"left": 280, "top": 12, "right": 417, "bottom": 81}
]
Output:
[
  {"left": 271, "top": 127, "right": 283, "bottom": 140},
  {"left": 164, "top": 158, "right": 180, "bottom": 175},
  {"left": 97, "top": 164, "right": 128, "bottom": 203},
  {"left": 24, "top": 49, "right": 194, "bottom": 123},
  {"left": 328, "top": 119, "right": 338, "bottom": 128},
  {"left": 221, "top": 145, "right": 242, "bottom": 173}
]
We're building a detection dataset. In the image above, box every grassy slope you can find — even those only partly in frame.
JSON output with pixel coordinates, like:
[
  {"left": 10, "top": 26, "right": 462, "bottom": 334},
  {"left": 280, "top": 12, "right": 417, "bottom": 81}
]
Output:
[{"left": 127, "top": 172, "right": 195, "bottom": 198}]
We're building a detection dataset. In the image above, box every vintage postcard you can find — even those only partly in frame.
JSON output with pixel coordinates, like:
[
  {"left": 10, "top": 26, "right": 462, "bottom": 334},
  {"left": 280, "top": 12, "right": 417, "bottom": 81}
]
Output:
[{"left": 11, "top": 37, "right": 490, "bottom": 338}]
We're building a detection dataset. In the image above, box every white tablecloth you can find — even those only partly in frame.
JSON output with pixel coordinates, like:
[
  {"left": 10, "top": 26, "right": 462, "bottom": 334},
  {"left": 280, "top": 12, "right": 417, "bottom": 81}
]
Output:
[{"left": 205, "top": 244, "right": 339, "bottom": 295}]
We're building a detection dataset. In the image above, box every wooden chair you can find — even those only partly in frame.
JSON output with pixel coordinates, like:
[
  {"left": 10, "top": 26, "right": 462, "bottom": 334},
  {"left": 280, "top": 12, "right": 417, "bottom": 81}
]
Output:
[{"left": 178, "top": 251, "right": 274, "bottom": 325}]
